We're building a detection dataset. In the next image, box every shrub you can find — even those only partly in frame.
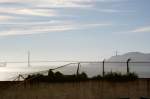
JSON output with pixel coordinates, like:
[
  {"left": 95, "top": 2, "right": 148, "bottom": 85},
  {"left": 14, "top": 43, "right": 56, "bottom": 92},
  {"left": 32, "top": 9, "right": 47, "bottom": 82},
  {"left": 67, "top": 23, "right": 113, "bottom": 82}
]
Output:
[
  {"left": 25, "top": 69, "right": 138, "bottom": 83},
  {"left": 48, "top": 69, "right": 55, "bottom": 79},
  {"left": 76, "top": 72, "right": 88, "bottom": 81},
  {"left": 91, "top": 75, "right": 102, "bottom": 80},
  {"left": 103, "top": 72, "right": 138, "bottom": 81}
]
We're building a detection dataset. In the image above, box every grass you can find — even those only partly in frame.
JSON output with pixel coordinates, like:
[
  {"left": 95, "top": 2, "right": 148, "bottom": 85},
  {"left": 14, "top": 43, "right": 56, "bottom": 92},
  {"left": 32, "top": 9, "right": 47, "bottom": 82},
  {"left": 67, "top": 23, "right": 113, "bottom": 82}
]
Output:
[{"left": 25, "top": 69, "right": 138, "bottom": 83}]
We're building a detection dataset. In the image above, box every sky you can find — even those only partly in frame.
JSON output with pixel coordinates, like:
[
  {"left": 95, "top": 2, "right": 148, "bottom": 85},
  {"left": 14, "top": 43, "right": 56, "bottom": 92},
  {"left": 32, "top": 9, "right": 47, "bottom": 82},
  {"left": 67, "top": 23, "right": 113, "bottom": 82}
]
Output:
[{"left": 0, "top": 0, "right": 150, "bottom": 62}]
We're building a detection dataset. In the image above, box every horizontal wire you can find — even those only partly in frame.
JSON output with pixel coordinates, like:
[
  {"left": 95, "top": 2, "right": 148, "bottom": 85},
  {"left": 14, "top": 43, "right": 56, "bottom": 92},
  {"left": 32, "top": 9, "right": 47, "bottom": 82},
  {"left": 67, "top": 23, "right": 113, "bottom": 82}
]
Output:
[{"left": 1, "top": 61, "right": 150, "bottom": 63}]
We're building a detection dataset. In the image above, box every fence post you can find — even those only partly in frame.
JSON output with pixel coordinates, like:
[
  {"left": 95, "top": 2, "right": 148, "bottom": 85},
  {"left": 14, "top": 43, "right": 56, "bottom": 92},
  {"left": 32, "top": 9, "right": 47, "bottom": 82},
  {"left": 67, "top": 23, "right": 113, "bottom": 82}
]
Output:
[
  {"left": 77, "top": 63, "right": 80, "bottom": 76},
  {"left": 102, "top": 59, "right": 105, "bottom": 77},
  {"left": 127, "top": 58, "right": 131, "bottom": 74}
]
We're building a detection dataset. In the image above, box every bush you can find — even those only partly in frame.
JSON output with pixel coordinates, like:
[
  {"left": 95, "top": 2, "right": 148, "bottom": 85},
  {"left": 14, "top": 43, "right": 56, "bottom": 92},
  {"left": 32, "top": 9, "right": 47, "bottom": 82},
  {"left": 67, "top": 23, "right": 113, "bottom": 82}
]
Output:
[
  {"left": 25, "top": 69, "right": 138, "bottom": 83},
  {"left": 25, "top": 70, "right": 89, "bottom": 82},
  {"left": 76, "top": 72, "right": 88, "bottom": 81},
  {"left": 91, "top": 75, "right": 102, "bottom": 80},
  {"left": 103, "top": 72, "right": 138, "bottom": 81},
  {"left": 48, "top": 69, "right": 55, "bottom": 79}
]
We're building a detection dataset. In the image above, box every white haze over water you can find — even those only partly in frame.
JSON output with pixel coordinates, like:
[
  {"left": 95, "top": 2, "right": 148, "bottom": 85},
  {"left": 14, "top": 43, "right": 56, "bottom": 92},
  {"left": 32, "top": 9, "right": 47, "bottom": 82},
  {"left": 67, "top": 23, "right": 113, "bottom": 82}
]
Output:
[{"left": 0, "top": 62, "right": 150, "bottom": 81}]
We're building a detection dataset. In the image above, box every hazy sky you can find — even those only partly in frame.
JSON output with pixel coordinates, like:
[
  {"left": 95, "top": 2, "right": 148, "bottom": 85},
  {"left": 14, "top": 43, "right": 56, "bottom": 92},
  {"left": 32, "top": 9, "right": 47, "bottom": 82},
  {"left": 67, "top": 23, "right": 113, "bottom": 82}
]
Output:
[{"left": 0, "top": 0, "right": 150, "bottom": 61}]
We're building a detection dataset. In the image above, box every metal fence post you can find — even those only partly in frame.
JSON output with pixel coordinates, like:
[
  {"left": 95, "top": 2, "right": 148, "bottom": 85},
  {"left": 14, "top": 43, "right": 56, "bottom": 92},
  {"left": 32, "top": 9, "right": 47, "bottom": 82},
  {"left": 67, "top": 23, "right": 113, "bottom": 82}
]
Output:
[
  {"left": 102, "top": 59, "right": 105, "bottom": 77},
  {"left": 127, "top": 58, "right": 131, "bottom": 74},
  {"left": 77, "top": 63, "right": 80, "bottom": 76}
]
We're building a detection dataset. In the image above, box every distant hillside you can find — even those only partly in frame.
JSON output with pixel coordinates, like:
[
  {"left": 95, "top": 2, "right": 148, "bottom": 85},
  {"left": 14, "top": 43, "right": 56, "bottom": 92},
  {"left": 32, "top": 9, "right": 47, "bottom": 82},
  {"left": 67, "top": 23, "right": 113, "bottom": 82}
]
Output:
[{"left": 107, "top": 52, "right": 150, "bottom": 62}]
